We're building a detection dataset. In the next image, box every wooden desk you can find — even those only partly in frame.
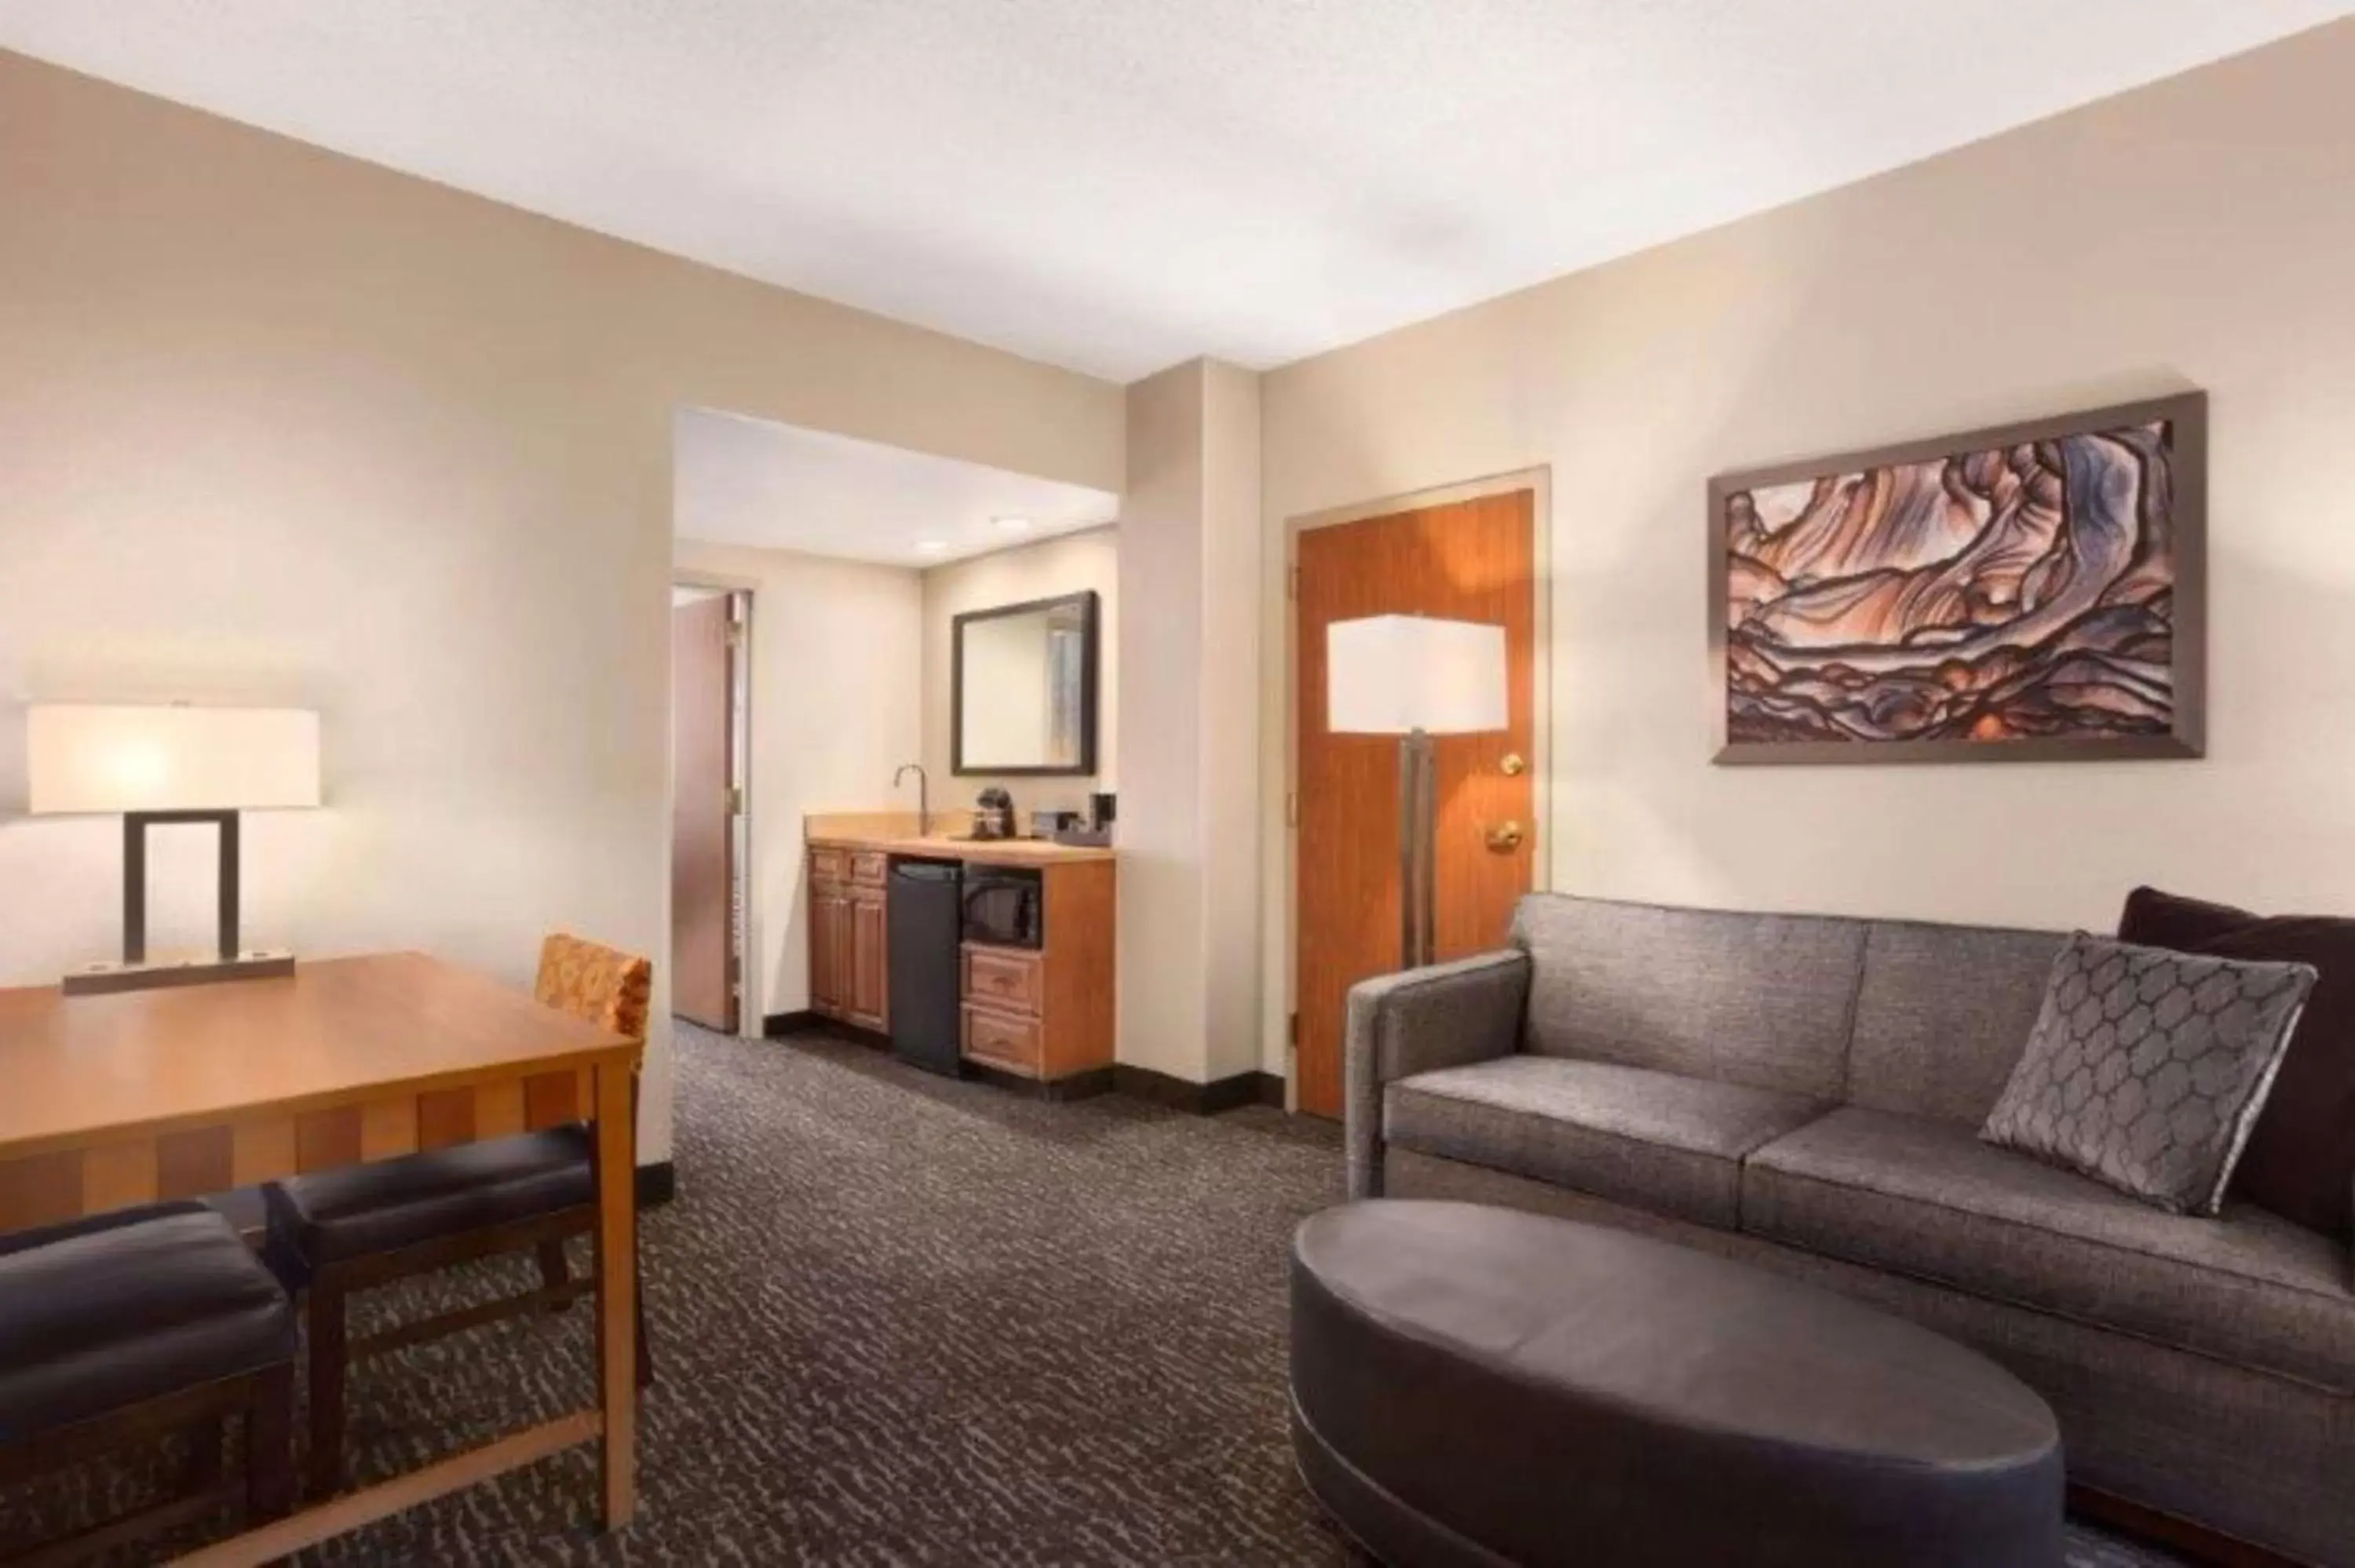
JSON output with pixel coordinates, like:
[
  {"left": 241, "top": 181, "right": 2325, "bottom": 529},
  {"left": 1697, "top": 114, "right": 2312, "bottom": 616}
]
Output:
[{"left": 0, "top": 953, "right": 643, "bottom": 1564}]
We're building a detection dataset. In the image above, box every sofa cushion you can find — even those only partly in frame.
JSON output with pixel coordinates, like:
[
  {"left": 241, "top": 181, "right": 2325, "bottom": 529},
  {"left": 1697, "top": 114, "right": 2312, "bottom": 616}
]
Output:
[
  {"left": 2120, "top": 885, "right": 2355, "bottom": 1241},
  {"left": 0, "top": 1201, "right": 295, "bottom": 1436},
  {"left": 1743, "top": 1107, "right": 2355, "bottom": 1393},
  {"left": 1386, "top": 1056, "right": 1829, "bottom": 1230},
  {"left": 1511, "top": 893, "right": 1865, "bottom": 1101},
  {"left": 1845, "top": 921, "right": 2066, "bottom": 1125}
]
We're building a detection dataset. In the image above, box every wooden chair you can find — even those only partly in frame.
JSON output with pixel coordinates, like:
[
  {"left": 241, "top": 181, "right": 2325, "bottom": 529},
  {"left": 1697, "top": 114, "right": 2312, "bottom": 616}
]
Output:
[
  {"left": 0, "top": 1202, "right": 295, "bottom": 1564},
  {"left": 261, "top": 934, "right": 652, "bottom": 1501}
]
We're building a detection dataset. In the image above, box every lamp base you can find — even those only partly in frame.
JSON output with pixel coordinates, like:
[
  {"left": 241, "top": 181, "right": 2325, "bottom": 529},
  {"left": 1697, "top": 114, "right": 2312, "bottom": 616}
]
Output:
[{"left": 63, "top": 950, "right": 297, "bottom": 997}]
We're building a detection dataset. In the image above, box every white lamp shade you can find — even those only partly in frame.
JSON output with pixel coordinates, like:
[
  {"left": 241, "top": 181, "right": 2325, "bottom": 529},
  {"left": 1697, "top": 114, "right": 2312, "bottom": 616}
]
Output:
[
  {"left": 1327, "top": 615, "right": 1508, "bottom": 736},
  {"left": 27, "top": 706, "right": 321, "bottom": 815}
]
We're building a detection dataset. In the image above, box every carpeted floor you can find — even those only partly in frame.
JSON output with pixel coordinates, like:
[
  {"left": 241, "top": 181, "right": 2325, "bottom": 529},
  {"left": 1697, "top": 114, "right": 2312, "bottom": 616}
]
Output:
[{"left": 22, "top": 1023, "right": 2183, "bottom": 1563}]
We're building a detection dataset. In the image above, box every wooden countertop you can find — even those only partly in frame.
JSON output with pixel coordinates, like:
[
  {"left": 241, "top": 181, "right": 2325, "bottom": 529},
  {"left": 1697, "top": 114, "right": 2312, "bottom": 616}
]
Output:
[{"left": 806, "top": 830, "right": 1115, "bottom": 866}]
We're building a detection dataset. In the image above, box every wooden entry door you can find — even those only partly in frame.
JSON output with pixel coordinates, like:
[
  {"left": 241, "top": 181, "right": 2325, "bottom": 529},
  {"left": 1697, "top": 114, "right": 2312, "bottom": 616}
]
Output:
[
  {"left": 1294, "top": 490, "right": 1538, "bottom": 1118},
  {"left": 672, "top": 593, "right": 739, "bottom": 1031}
]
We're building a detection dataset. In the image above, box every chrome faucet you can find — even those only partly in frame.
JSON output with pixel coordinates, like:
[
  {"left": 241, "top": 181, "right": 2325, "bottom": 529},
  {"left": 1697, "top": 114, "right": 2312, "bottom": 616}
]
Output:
[{"left": 894, "top": 762, "right": 929, "bottom": 835}]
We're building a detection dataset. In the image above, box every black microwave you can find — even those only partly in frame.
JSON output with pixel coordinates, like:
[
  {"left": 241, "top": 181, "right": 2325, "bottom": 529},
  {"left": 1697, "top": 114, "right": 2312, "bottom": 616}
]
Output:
[{"left": 962, "top": 866, "right": 1043, "bottom": 950}]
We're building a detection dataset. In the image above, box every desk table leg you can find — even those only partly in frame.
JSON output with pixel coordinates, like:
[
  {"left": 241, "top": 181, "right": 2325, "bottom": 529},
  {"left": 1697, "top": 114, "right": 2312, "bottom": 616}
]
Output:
[{"left": 592, "top": 1060, "right": 638, "bottom": 1529}]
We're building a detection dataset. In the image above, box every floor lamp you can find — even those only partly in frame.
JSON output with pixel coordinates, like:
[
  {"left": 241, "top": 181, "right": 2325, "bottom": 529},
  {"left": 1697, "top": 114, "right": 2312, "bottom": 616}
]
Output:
[
  {"left": 27, "top": 704, "right": 321, "bottom": 994},
  {"left": 1327, "top": 615, "right": 1507, "bottom": 971}
]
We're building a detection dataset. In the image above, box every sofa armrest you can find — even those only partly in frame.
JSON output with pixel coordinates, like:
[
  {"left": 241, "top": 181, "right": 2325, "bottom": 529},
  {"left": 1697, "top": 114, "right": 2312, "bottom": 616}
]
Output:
[{"left": 1344, "top": 950, "right": 1532, "bottom": 1201}]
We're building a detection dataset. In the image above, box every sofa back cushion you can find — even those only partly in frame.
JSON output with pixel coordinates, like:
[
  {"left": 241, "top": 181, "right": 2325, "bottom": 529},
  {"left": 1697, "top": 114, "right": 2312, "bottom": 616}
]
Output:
[
  {"left": 1511, "top": 893, "right": 1864, "bottom": 1101},
  {"left": 1844, "top": 921, "right": 2066, "bottom": 1126},
  {"left": 2118, "top": 885, "right": 2355, "bottom": 1240}
]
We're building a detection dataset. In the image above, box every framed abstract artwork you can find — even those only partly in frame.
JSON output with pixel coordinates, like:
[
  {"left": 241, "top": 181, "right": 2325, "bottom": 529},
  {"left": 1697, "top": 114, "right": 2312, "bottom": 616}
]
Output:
[{"left": 1708, "top": 392, "right": 2206, "bottom": 764}]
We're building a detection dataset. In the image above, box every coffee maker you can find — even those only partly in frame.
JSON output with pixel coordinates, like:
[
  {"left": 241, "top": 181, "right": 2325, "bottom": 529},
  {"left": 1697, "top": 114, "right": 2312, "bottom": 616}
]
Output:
[{"left": 970, "top": 786, "right": 1015, "bottom": 841}]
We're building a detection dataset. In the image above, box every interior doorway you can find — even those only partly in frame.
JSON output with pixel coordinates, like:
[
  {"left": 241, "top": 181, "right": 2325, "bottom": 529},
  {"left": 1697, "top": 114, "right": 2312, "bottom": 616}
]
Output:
[
  {"left": 1289, "top": 476, "right": 1547, "bottom": 1118},
  {"left": 672, "top": 584, "right": 750, "bottom": 1032}
]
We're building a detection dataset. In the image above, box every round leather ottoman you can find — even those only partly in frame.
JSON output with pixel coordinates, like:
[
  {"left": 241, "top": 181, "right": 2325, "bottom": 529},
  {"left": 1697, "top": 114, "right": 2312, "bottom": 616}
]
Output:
[{"left": 1289, "top": 1201, "right": 2063, "bottom": 1568}]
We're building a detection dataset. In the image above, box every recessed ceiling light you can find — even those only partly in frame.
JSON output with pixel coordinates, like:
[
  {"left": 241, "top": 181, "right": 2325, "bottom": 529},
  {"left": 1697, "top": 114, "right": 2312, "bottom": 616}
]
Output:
[
  {"left": 915, "top": 539, "right": 949, "bottom": 555},
  {"left": 991, "top": 516, "right": 1033, "bottom": 534}
]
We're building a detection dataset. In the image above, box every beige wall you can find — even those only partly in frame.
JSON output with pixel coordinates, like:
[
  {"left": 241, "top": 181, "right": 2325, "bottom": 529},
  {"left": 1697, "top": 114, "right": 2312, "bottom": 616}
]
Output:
[
  {"left": 674, "top": 541, "right": 923, "bottom": 1026},
  {"left": 919, "top": 527, "right": 1119, "bottom": 821},
  {"left": 1258, "top": 21, "right": 2355, "bottom": 1073},
  {"left": 0, "top": 52, "right": 1123, "bottom": 1162},
  {"left": 1199, "top": 363, "right": 1265, "bottom": 1085},
  {"left": 1118, "top": 359, "right": 1264, "bottom": 1085},
  {"left": 1118, "top": 365, "right": 1210, "bottom": 1079}
]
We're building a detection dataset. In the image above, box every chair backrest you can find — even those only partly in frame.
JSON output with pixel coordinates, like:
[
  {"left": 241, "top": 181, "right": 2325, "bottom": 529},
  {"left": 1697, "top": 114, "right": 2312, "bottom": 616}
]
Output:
[{"left": 535, "top": 933, "right": 653, "bottom": 1040}]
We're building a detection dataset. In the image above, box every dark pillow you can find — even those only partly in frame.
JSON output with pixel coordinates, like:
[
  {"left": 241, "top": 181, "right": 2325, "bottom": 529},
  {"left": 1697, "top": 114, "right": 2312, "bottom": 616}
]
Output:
[
  {"left": 2120, "top": 886, "right": 2355, "bottom": 1238},
  {"left": 1981, "top": 933, "right": 2313, "bottom": 1215}
]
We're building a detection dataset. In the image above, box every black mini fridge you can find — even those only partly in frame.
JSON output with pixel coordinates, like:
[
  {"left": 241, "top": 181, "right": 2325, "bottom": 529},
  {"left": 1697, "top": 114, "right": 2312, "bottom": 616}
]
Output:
[{"left": 886, "top": 859, "right": 963, "bottom": 1076}]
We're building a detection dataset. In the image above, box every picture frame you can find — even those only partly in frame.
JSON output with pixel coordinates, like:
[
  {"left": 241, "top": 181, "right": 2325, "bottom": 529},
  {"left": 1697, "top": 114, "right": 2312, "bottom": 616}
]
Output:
[
  {"left": 1707, "top": 392, "right": 2207, "bottom": 765},
  {"left": 950, "top": 589, "right": 1101, "bottom": 776}
]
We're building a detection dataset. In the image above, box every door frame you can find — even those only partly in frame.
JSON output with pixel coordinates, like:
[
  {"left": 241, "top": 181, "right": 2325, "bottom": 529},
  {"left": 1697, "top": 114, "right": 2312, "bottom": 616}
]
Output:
[
  {"left": 1279, "top": 467, "right": 1554, "bottom": 1110},
  {"left": 671, "top": 574, "right": 755, "bottom": 1037}
]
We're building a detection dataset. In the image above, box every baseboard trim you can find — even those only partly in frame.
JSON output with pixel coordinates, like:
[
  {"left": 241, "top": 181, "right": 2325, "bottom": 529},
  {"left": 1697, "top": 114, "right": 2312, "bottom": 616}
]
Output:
[
  {"left": 1243, "top": 1071, "right": 1288, "bottom": 1110},
  {"left": 766, "top": 1019, "right": 1285, "bottom": 1112},
  {"left": 634, "top": 1161, "right": 677, "bottom": 1209},
  {"left": 965, "top": 1061, "right": 1115, "bottom": 1102},
  {"left": 767, "top": 1012, "right": 892, "bottom": 1051},
  {"left": 1114, "top": 1065, "right": 1286, "bottom": 1115}
]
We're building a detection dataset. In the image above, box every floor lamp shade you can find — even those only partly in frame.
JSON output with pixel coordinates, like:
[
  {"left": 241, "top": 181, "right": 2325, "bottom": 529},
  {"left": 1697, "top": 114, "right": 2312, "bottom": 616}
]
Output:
[
  {"left": 28, "top": 706, "right": 320, "bottom": 815},
  {"left": 1326, "top": 616, "right": 1508, "bottom": 974},
  {"left": 1326, "top": 615, "right": 1507, "bottom": 737},
  {"left": 26, "top": 706, "right": 320, "bottom": 994}
]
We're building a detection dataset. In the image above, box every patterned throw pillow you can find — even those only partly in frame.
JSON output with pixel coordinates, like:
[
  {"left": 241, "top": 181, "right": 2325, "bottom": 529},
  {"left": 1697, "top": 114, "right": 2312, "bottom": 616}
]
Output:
[{"left": 1981, "top": 934, "right": 2316, "bottom": 1215}]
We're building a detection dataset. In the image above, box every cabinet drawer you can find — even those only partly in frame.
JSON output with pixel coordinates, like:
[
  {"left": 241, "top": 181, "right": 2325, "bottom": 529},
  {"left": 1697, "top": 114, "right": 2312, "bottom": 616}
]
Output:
[
  {"left": 962, "top": 945, "right": 1043, "bottom": 1015},
  {"left": 962, "top": 1005, "right": 1042, "bottom": 1077},
  {"left": 850, "top": 851, "right": 889, "bottom": 888},
  {"left": 809, "top": 847, "right": 849, "bottom": 887}
]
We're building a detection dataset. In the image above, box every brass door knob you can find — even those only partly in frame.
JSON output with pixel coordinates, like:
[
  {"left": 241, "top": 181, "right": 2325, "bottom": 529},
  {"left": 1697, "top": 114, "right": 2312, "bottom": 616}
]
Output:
[
  {"left": 1499, "top": 752, "right": 1527, "bottom": 776},
  {"left": 1485, "top": 820, "right": 1525, "bottom": 851}
]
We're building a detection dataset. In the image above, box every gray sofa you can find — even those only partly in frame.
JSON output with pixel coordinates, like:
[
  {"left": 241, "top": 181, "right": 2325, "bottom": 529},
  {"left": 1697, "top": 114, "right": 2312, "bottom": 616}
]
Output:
[{"left": 1345, "top": 892, "right": 2355, "bottom": 1567}]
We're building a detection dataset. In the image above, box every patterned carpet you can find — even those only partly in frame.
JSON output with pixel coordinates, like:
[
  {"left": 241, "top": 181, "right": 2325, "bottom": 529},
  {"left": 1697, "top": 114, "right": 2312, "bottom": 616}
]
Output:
[{"left": 20, "top": 1023, "right": 2182, "bottom": 1563}]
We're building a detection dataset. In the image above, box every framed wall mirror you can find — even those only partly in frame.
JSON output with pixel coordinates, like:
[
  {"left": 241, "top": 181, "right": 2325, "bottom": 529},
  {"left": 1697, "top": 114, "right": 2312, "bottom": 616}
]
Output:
[{"left": 952, "top": 590, "right": 1099, "bottom": 775}]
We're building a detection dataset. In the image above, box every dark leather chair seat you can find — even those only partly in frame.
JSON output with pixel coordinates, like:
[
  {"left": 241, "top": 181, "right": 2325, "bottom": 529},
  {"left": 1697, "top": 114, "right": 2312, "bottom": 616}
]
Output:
[
  {"left": 0, "top": 1201, "right": 295, "bottom": 1439},
  {"left": 1290, "top": 1200, "right": 2063, "bottom": 1568},
  {"left": 265, "top": 1128, "right": 591, "bottom": 1269}
]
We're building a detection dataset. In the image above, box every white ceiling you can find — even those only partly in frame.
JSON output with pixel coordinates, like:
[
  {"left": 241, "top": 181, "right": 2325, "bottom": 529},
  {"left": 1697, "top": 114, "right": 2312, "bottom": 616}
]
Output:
[
  {"left": 673, "top": 407, "right": 1117, "bottom": 567},
  {"left": 4, "top": 2, "right": 2350, "bottom": 380}
]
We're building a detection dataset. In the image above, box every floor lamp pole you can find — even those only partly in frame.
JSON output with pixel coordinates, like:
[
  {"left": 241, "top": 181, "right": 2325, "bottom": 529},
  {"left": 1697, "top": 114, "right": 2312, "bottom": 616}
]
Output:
[{"left": 1397, "top": 727, "right": 1437, "bottom": 970}]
